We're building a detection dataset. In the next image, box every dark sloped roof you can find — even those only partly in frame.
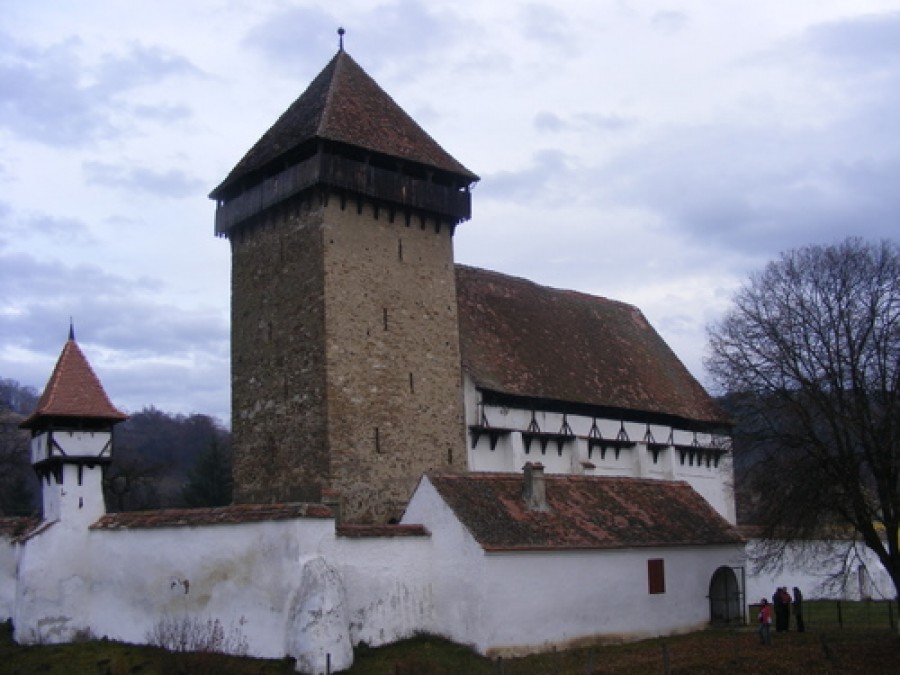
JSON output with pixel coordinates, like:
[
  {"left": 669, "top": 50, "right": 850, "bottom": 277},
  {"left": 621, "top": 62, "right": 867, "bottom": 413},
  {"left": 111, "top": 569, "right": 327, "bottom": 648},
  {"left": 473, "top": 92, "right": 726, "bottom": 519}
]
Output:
[
  {"left": 428, "top": 472, "right": 743, "bottom": 551},
  {"left": 456, "top": 265, "right": 729, "bottom": 426},
  {"left": 90, "top": 502, "right": 332, "bottom": 530},
  {"left": 21, "top": 337, "right": 127, "bottom": 428},
  {"left": 0, "top": 516, "right": 40, "bottom": 539},
  {"left": 336, "top": 524, "right": 430, "bottom": 538},
  {"left": 212, "top": 49, "right": 477, "bottom": 197}
]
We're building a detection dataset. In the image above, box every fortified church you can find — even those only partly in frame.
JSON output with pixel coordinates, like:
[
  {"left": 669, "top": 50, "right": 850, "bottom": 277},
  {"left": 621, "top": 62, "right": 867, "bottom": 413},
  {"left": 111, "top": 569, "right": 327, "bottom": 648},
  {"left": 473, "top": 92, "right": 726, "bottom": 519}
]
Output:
[{"left": 2, "top": 42, "right": 749, "bottom": 672}]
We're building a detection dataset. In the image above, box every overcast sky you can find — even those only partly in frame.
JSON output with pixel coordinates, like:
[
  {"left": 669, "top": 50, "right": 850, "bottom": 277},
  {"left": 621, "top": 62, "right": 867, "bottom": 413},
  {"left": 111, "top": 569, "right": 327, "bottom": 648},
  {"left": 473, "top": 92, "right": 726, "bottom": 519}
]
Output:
[{"left": 2, "top": 1, "right": 898, "bottom": 426}]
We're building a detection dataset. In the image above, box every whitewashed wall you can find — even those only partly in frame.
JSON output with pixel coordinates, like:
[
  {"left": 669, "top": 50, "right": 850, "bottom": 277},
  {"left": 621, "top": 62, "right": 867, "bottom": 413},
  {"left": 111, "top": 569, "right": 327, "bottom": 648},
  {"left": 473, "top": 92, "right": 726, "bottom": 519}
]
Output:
[
  {"left": 744, "top": 538, "right": 895, "bottom": 603},
  {"left": 401, "top": 477, "right": 486, "bottom": 648},
  {"left": 10, "top": 503, "right": 441, "bottom": 673},
  {"left": 0, "top": 538, "right": 18, "bottom": 621},
  {"left": 477, "top": 545, "right": 744, "bottom": 656},
  {"left": 15, "top": 517, "right": 333, "bottom": 651},
  {"left": 13, "top": 513, "right": 378, "bottom": 673},
  {"left": 463, "top": 376, "right": 736, "bottom": 523},
  {"left": 326, "top": 532, "right": 436, "bottom": 646}
]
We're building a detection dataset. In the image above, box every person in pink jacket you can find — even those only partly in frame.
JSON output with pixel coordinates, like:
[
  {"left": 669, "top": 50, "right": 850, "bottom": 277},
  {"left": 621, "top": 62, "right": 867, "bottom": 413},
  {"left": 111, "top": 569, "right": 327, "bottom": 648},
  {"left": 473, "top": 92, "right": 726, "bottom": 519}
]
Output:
[{"left": 758, "top": 598, "right": 772, "bottom": 645}]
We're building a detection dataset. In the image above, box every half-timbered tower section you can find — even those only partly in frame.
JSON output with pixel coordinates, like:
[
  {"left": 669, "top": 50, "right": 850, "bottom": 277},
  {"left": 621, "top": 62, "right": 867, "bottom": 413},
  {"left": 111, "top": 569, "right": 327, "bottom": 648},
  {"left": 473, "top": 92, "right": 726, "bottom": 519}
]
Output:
[
  {"left": 456, "top": 266, "right": 736, "bottom": 522},
  {"left": 210, "top": 48, "right": 478, "bottom": 522}
]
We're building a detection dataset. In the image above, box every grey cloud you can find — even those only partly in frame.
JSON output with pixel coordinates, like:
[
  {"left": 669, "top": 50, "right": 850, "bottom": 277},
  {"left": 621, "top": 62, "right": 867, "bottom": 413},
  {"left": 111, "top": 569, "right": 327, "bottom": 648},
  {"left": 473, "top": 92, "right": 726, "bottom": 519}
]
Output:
[
  {"left": 651, "top": 11, "right": 689, "bottom": 34},
  {"left": 805, "top": 11, "right": 900, "bottom": 71},
  {"left": 535, "top": 110, "right": 635, "bottom": 133},
  {"left": 0, "top": 249, "right": 228, "bottom": 388},
  {"left": 83, "top": 161, "right": 204, "bottom": 198},
  {"left": 480, "top": 149, "right": 574, "bottom": 204},
  {"left": 132, "top": 102, "right": 192, "bottom": 123},
  {"left": 243, "top": 1, "right": 476, "bottom": 82},
  {"left": 518, "top": 3, "right": 570, "bottom": 47},
  {"left": 0, "top": 251, "right": 229, "bottom": 424},
  {"left": 535, "top": 111, "right": 564, "bottom": 132},
  {"left": 593, "top": 119, "right": 900, "bottom": 257},
  {"left": 0, "top": 34, "right": 198, "bottom": 146},
  {"left": 17, "top": 214, "right": 95, "bottom": 244}
]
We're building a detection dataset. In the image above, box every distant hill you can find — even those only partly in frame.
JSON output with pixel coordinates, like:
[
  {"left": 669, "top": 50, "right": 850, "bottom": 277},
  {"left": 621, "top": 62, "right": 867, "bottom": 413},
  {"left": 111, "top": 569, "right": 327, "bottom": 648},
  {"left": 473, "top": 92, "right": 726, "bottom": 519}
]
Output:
[{"left": 0, "top": 377, "right": 232, "bottom": 515}]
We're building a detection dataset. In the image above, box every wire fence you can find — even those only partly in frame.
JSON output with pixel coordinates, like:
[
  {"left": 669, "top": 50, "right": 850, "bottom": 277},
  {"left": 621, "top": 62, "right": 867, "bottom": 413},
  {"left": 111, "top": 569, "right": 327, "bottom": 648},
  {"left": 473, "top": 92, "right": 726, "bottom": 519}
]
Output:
[{"left": 749, "top": 599, "right": 897, "bottom": 631}]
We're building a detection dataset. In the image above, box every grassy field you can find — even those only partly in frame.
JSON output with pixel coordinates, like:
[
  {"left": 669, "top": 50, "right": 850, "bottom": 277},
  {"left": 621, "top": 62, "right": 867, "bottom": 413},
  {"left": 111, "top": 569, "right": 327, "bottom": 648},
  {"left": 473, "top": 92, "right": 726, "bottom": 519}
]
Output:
[{"left": 2, "top": 605, "right": 897, "bottom": 675}]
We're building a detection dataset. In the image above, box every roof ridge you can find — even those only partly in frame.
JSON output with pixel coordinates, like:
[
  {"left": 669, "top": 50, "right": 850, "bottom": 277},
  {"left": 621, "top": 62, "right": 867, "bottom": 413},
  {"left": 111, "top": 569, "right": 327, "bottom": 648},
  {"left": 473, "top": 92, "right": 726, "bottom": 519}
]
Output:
[{"left": 317, "top": 50, "right": 342, "bottom": 138}]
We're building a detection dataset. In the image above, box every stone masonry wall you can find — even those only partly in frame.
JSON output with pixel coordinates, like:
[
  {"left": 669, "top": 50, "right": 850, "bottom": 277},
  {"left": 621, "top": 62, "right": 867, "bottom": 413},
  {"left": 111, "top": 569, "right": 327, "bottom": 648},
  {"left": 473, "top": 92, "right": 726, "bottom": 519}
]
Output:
[
  {"left": 230, "top": 198, "right": 330, "bottom": 504},
  {"left": 323, "top": 200, "right": 467, "bottom": 522}
]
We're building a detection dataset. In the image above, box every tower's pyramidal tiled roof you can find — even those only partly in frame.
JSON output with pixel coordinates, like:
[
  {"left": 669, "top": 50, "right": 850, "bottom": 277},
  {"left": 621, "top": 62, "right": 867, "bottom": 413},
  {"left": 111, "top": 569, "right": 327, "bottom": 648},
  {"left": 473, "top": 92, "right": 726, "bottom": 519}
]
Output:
[
  {"left": 21, "top": 333, "right": 127, "bottom": 428},
  {"left": 211, "top": 49, "right": 477, "bottom": 198}
]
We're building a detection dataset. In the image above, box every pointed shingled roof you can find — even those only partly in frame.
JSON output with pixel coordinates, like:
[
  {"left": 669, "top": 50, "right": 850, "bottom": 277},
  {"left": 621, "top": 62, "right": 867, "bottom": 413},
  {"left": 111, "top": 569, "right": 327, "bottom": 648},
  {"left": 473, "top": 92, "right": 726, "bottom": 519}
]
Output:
[
  {"left": 21, "top": 336, "right": 127, "bottom": 429},
  {"left": 211, "top": 49, "right": 477, "bottom": 198},
  {"left": 456, "top": 265, "right": 730, "bottom": 427},
  {"left": 426, "top": 472, "right": 743, "bottom": 551}
]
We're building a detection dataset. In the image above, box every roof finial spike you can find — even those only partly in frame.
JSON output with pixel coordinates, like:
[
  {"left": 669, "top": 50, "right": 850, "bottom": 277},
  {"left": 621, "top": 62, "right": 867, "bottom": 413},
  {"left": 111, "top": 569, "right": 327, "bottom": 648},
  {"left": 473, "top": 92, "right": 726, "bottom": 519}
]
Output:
[
  {"left": 338, "top": 26, "right": 345, "bottom": 52},
  {"left": 69, "top": 318, "right": 75, "bottom": 341}
]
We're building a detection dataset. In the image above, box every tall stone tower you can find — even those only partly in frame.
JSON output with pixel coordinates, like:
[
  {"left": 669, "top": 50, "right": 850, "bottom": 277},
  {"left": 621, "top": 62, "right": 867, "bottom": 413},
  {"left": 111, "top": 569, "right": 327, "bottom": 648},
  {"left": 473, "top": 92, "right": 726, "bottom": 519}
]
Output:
[{"left": 210, "top": 45, "right": 478, "bottom": 523}]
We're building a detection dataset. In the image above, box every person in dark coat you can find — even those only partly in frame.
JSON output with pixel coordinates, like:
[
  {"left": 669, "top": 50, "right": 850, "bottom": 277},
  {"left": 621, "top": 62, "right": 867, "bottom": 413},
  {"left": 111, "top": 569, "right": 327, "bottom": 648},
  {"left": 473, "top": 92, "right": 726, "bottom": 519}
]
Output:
[
  {"left": 773, "top": 586, "right": 791, "bottom": 632},
  {"left": 793, "top": 586, "right": 805, "bottom": 632}
]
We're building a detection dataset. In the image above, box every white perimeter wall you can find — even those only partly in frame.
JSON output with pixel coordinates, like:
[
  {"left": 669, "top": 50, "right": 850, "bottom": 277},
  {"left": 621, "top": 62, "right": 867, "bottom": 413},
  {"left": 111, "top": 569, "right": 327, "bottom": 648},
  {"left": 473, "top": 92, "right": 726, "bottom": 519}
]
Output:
[
  {"left": 14, "top": 516, "right": 333, "bottom": 653},
  {"left": 744, "top": 538, "right": 895, "bottom": 603},
  {"left": 10, "top": 510, "right": 439, "bottom": 671},
  {"left": 325, "top": 533, "right": 436, "bottom": 646},
  {"left": 0, "top": 538, "right": 17, "bottom": 621}
]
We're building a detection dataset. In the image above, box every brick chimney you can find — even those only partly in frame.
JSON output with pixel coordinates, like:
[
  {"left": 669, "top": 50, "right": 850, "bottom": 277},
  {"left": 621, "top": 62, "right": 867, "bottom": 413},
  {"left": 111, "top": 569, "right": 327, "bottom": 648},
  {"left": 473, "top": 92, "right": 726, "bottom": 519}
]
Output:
[{"left": 522, "top": 462, "right": 549, "bottom": 512}]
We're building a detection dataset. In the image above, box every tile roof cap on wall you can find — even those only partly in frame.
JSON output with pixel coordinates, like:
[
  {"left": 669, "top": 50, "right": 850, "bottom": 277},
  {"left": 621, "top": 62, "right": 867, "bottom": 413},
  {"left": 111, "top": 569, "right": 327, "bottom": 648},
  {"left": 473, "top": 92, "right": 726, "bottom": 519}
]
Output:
[
  {"left": 90, "top": 502, "right": 333, "bottom": 531},
  {"left": 456, "top": 265, "right": 730, "bottom": 427},
  {"left": 0, "top": 516, "right": 40, "bottom": 539},
  {"left": 427, "top": 472, "right": 744, "bottom": 551},
  {"left": 211, "top": 49, "right": 477, "bottom": 198},
  {"left": 21, "top": 335, "right": 127, "bottom": 429}
]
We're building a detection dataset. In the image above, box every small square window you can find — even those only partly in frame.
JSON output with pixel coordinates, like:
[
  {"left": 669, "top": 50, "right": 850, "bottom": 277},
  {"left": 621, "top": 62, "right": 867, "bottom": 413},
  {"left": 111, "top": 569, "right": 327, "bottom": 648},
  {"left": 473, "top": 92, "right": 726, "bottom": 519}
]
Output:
[{"left": 648, "top": 558, "right": 666, "bottom": 594}]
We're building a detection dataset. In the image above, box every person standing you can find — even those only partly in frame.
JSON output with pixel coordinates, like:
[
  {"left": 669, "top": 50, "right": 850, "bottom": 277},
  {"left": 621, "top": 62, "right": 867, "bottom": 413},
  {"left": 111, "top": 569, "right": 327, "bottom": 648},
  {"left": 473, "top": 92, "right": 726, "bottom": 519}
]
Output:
[
  {"left": 793, "top": 586, "right": 805, "bottom": 632},
  {"left": 773, "top": 587, "right": 786, "bottom": 632},
  {"left": 758, "top": 598, "right": 773, "bottom": 645}
]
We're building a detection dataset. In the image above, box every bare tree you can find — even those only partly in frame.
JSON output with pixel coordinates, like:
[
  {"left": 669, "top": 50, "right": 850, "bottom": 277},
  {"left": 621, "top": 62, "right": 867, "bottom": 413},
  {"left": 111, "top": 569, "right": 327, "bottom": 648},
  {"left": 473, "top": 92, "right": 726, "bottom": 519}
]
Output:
[
  {"left": 0, "top": 407, "right": 39, "bottom": 516},
  {"left": 707, "top": 238, "right": 899, "bottom": 601}
]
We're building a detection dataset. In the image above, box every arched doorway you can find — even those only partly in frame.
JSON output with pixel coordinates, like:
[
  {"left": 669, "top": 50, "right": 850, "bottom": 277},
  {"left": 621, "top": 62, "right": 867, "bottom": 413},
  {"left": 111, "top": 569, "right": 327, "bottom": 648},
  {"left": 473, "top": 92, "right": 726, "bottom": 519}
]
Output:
[{"left": 709, "top": 566, "right": 743, "bottom": 624}]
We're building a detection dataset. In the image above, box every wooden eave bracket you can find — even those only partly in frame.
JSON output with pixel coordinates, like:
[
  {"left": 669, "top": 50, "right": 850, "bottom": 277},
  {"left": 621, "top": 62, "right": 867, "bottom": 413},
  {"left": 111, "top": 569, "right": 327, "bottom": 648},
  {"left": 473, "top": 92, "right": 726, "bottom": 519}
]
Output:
[
  {"left": 468, "top": 425, "right": 513, "bottom": 451},
  {"left": 586, "top": 437, "right": 636, "bottom": 460}
]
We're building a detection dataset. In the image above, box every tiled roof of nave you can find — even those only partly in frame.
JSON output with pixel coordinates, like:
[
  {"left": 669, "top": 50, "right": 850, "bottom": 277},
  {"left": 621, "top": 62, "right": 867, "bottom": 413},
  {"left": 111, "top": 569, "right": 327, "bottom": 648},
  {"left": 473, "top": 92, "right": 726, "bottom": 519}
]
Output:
[{"left": 456, "top": 265, "right": 730, "bottom": 427}]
